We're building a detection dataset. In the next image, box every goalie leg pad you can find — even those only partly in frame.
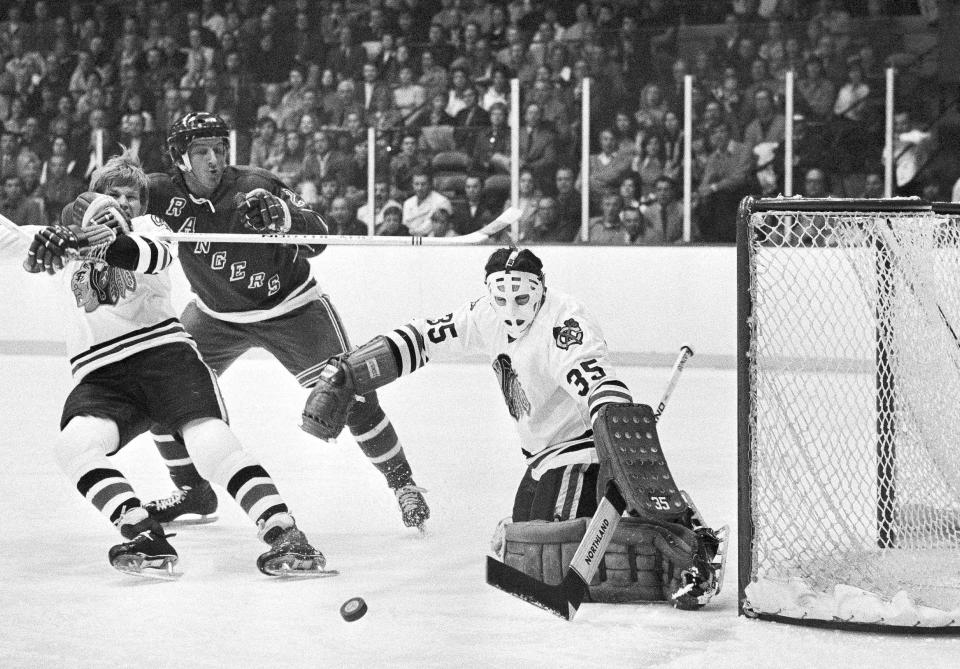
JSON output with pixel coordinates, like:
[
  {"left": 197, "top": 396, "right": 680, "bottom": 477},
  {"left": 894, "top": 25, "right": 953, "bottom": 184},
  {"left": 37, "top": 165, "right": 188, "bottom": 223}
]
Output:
[
  {"left": 502, "top": 517, "right": 704, "bottom": 603},
  {"left": 594, "top": 403, "right": 689, "bottom": 523}
]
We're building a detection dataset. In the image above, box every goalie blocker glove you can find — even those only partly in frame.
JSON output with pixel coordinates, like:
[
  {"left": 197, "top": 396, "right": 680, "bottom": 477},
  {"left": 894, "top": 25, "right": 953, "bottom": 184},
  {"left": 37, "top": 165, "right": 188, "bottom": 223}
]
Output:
[{"left": 301, "top": 336, "right": 400, "bottom": 440}]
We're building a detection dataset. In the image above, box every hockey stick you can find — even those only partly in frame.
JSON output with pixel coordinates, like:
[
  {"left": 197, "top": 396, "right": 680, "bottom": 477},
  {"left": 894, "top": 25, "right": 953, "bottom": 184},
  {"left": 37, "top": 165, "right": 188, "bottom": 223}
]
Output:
[
  {"left": 153, "top": 206, "right": 522, "bottom": 246},
  {"left": 486, "top": 345, "right": 696, "bottom": 620}
]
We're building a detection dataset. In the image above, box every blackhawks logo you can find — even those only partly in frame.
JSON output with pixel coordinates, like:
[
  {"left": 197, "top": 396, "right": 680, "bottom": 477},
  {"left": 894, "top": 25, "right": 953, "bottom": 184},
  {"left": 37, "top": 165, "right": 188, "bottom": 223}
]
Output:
[
  {"left": 70, "top": 261, "right": 137, "bottom": 312},
  {"left": 553, "top": 318, "right": 583, "bottom": 350},
  {"left": 492, "top": 353, "right": 531, "bottom": 421}
]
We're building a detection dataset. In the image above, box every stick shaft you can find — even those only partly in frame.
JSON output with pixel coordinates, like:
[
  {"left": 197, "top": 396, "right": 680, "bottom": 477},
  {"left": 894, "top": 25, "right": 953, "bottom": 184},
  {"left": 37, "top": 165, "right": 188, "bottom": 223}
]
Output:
[
  {"left": 654, "top": 345, "right": 695, "bottom": 420},
  {"left": 155, "top": 207, "right": 521, "bottom": 247}
]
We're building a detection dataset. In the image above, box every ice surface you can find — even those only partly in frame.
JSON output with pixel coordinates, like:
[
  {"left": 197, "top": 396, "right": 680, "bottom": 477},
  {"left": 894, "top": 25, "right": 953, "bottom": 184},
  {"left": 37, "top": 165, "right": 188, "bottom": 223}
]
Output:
[{"left": 1, "top": 355, "right": 958, "bottom": 668}]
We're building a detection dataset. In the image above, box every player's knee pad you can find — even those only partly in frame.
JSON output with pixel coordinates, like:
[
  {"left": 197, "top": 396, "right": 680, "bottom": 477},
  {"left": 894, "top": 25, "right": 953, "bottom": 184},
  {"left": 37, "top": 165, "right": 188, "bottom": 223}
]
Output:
[
  {"left": 55, "top": 416, "right": 121, "bottom": 480},
  {"left": 501, "top": 517, "right": 699, "bottom": 603},
  {"left": 179, "top": 417, "right": 256, "bottom": 486}
]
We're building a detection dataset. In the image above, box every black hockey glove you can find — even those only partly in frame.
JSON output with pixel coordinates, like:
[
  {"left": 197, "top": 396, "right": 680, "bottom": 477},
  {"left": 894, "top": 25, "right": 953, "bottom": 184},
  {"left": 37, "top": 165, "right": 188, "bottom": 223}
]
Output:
[{"left": 239, "top": 188, "right": 288, "bottom": 232}]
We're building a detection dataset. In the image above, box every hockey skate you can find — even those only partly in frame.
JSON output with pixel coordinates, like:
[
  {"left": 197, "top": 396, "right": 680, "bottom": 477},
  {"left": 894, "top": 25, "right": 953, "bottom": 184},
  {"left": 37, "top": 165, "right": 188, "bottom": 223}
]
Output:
[
  {"left": 256, "top": 512, "right": 337, "bottom": 578},
  {"left": 109, "top": 507, "right": 180, "bottom": 580},
  {"left": 144, "top": 481, "right": 218, "bottom": 525},
  {"left": 670, "top": 520, "right": 729, "bottom": 610},
  {"left": 394, "top": 484, "right": 430, "bottom": 532}
]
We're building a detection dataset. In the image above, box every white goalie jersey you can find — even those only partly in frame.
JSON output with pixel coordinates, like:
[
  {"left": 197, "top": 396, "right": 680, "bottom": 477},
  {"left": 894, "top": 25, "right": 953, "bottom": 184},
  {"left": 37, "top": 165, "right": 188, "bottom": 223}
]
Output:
[
  {"left": 1, "top": 216, "right": 192, "bottom": 382},
  {"left": 384, "top": 289, "right": 633, "bottom": 479}
]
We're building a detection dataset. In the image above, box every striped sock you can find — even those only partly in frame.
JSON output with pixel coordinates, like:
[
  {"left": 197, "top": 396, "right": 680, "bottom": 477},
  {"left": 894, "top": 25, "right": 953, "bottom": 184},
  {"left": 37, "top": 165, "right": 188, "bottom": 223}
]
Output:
[
  {"left": 225, "top": 464, "right": 288, "bottom": 525},
  {"left": 349, "top": 404, "right": 414, "bottom": 488},
  {"left": 153, "top": 432, "right": 207, "bottom": 488},
  {"left": 76, "top": 467, "right": 141, "bottom": 524}
]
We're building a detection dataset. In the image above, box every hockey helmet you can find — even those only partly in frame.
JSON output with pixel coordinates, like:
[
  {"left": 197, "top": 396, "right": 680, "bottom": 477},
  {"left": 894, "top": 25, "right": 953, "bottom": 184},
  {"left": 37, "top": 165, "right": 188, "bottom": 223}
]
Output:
[
  {"left": 484, "top": 247, "right": 546, "bottom": 339},
  {"left": 167, "top": 111, "right": 229, "bottom": 172}
]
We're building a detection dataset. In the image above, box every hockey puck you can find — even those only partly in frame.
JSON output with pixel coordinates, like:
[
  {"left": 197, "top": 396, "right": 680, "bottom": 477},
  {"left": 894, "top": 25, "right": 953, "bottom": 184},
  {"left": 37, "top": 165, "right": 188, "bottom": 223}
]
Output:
[{"left": 340, "top": 597, "right": 368, "bottom": 622}]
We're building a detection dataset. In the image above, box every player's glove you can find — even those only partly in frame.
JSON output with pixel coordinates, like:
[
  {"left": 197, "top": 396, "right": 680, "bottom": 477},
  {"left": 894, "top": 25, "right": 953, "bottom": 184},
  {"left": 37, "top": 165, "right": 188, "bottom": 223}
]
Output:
[
  {"left": 23, "top": 223, "right": 117, "bottom": 274},
  {"left": 300, "top": 356, "right": 359, "bottom": 440},
  {"left": 239, "top": 188, "right": 288, "bottom": 232},
  {"left": 24, "top": 225, "right": 80, "bottom": 274}
]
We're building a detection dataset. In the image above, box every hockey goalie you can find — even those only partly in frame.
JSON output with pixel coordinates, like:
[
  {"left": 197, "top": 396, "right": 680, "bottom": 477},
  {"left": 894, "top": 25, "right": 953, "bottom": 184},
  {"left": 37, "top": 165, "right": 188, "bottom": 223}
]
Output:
[{"left": 301, "top": 247, "right": 725, "bottom": 608}]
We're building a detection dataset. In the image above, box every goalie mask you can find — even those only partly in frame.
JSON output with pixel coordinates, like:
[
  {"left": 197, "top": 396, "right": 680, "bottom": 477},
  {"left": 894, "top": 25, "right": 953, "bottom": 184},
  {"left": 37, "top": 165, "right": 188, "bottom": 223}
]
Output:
[
  {"left": 167, "top": 111, "right": 230, "bottom": 172},
  {"left": 484, "top": 248, "right": 546, "bottom": 339}
]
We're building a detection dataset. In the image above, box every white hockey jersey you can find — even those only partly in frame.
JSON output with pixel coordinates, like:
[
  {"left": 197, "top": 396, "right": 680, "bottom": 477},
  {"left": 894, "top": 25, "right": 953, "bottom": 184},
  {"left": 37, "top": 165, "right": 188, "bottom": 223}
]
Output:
[
  {"left": 1, "top": 216, "right": 191, "bottom": 382},
  {"left": 384, "top": 289, "right": 633, "bottom": 479}
]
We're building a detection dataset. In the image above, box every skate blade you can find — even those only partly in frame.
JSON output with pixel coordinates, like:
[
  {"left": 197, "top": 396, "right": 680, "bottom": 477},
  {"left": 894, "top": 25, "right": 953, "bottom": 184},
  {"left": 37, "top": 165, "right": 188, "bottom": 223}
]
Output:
[
  {"left": 263, "top": 555, "right": 338, "bottom": 578},
  {"left": 112, "top": 556, "right": 181, "bottom": 581},
  {"left": 162, "top": 513, "right": 219, "bottom": 527}
]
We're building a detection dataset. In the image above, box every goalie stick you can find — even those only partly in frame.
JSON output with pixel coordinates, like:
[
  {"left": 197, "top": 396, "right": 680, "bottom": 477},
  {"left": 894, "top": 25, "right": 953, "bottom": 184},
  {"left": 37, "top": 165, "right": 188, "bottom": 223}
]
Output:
[
  {"left": 153, "top": 207, "right": 522, "bottom": 246},
  {"left": 486, "top": 345, "right": 696, "bottom": 620}
]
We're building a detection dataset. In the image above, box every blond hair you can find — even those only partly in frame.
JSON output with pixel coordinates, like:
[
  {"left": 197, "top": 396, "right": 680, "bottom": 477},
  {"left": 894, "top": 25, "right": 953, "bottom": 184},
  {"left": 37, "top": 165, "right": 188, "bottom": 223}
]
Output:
[{"left": 88, "top": 148, "right": 149, "bottom": 210}]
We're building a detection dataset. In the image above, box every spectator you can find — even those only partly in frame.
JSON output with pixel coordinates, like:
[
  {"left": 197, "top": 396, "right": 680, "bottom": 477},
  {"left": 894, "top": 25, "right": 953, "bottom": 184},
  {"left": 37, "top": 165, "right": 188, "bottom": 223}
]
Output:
[
  {"left": 390, "top": 131, "right": 429, "bottom": 194},
  {"left": 634, "top": 83, "right": 670, "bottom": 134},
  {"left": 631, "top": 133, "right": 667, "bottom": 200},
  {"left": 587, "top": 191, "right": 630, "bottom": 244},
  {"left": 891, "top": 111, "right": 934, "bottom": 196},
  {"left": 491, "top": 168, "right": 540, "bottom": 244},
  {"left": 329, "top": 195, "right": 367, "bottom": 235},
  {"left": 446, "top": 67, "right": 473, "bottom": 119},
  {"left": 376, "top": 204, "right": 409, "bottom": 236},
  {"left": 624, "top": 206, "right": 660, "bottom": 245},
  {"left": 0, "top": 175, "right": 44, "bottom": 227},
  {"left": 249, "top": 116, "right": 281, "bottom": 169},
  {"left": 427, "top": 204, "right": 457, "bottom": 237},
  {"left": 265, "top": 130, "right": 305, "bottom": 185},
  {"left": 360, "top": 62, "right": 392, "bottom": 120},
  {"left": 640, "top": 176, "right": 687, "bottom": 243},
  {"left": 797, "top": 57, "right": 837, "bottom": 122},
  {"left": 481, "top": 64, "right": 510, "bottom": 112},
  {"left": 402, "top": 168, "right": 453, "bottom": 236},
  {"left": 618, "top": 174, "right": 642, "bottom": 211},
  {"left": 833, "top": 62, "right": 870, "bottom": 122},
  {"left": 452, "top": 174, "right": 494, "bottom": 235},
  {"left": 119, "top": 114, "right": 164, "bottom": 174},
  {"left": 418, "top": 51, "right": 449, "bottom": 102},
  {"left": 416, "top": 92, "right": 456, "bottom": 129},
  {"left": 519, "top": 102, "right": 557, "bottom": 191},
  {"left": 862, "top": 171, "right": 885, "bottom": 198},
  {"left": 453, "top": 86, "right": 489, "bottom": 153},
  {"left": 550, "top": 166, "right": 582, "bottom": 243},
  {"left": 473, "top": 101, "right": 510, "bottom": 174},
  {"left": 39, "top": 154, "right": 83, "bottom": 224},
  {"left": 393, "top": 65, "right": 426, "bottom": 120},
  {"left": 742, "top": 87, "right": 786, "bottom": 157},
  {"left": 584, "top": 127, "right": 631, "bottom": 205},
  {"left": 326, "top": 26, "right": 366, "bottom": 81},
  {"left": 697, "top": 122, "right": 751, "bottom": 242},
  {"left": 314, "top": 173, "right": 340, "bottom": 216},
  {"left": 357, "top": 179, "right": 403, "bottom": 232}
]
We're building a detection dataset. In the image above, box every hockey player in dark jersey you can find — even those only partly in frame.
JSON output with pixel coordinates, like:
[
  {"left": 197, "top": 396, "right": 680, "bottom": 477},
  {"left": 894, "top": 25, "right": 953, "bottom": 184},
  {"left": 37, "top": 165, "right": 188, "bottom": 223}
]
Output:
[{"left": 144, "top": 112, "right": 429, "bottom": 530}]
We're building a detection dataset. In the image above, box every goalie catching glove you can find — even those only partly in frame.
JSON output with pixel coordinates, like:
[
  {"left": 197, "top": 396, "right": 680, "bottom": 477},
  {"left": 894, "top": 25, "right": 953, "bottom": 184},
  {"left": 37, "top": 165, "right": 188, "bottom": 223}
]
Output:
[
  {"left": 301, "top": 336, "right": 400, "bottom": 440},
  {"left": 23, "top": 224, "right": 116, "bottom": 274},
  {"left": 238, "top": 188, "right": 290, "bottom": 233}
]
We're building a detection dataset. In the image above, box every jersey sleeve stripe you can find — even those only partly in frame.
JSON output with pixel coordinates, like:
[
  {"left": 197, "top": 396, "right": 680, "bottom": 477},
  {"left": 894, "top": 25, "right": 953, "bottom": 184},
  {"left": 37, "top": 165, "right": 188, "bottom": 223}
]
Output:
[
  {"left": 130, "top": 234, "right": 153, "bottom": 273},
  {"left": 385, "top": 328, "right": 417, "bottom": 375}
]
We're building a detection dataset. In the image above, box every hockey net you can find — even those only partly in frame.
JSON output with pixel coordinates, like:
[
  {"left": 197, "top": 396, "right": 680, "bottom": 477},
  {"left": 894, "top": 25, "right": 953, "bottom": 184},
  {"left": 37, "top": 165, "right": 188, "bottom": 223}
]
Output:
[{"left": 737, "top": 197, "right": 960, "bottom": 632}]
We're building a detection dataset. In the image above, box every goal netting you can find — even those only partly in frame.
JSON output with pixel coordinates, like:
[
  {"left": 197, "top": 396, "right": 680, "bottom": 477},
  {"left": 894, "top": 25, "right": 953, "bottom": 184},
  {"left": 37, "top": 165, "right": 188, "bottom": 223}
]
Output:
[{"left": 737, "top": 197, "right": 960, "bottom": 632}]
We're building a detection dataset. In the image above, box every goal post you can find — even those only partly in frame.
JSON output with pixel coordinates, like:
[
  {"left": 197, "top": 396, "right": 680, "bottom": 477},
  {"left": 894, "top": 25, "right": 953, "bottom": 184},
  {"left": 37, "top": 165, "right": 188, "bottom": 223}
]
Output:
[{"left": 737, "top": 196, "right": 960, "bottom": 633}]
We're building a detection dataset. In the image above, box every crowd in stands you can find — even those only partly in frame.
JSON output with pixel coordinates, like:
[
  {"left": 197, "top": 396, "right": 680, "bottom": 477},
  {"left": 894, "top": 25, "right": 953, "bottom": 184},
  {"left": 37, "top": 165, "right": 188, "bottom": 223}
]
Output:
[{"left": 0, "top": 0, "right": 946, "bottom": 244}]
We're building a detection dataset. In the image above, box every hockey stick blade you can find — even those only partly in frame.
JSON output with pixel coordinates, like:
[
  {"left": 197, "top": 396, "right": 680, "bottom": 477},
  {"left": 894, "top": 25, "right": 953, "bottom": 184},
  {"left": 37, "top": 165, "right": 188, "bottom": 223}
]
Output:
[{"left": 486, "top": 485, "right": 626, "bottom": 620}]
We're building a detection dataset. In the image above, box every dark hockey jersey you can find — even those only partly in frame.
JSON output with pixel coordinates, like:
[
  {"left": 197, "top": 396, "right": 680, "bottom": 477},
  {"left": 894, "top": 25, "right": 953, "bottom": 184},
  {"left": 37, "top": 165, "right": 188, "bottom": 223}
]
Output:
[{"left": 148, "top": 166, "right": 328, "bottom": 322}]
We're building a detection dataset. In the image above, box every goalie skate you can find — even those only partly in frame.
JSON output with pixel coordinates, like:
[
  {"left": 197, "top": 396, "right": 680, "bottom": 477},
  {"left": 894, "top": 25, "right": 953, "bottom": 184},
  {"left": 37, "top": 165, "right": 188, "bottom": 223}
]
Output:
[{"left": 671, "top": 524, "right": 729, "bottom": 609}]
